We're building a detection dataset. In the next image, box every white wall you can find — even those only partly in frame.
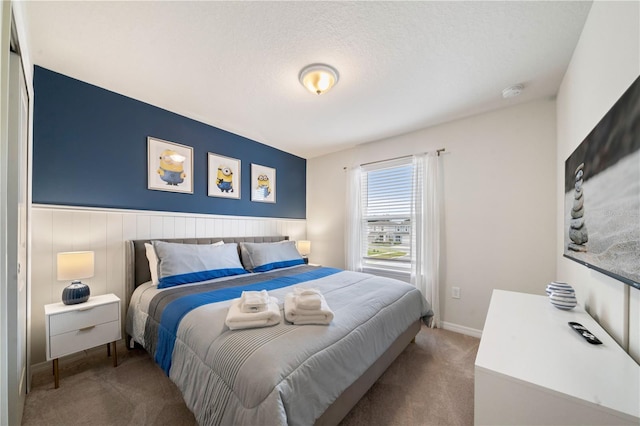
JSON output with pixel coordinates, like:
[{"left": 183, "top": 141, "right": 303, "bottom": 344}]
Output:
[
  {"left": 556, "top": 0, "right": 639, "bottom": 361},
  {"left": 308, "top": 99, "right": 557, "bottom": 333},
  {"left": 30, "top": 205, "right": 306, "bottom": 365}
]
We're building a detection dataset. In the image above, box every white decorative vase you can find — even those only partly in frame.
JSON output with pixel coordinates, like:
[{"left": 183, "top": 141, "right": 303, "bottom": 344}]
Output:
[{"left": 549, "top": 289, "right": 577, "bottom": 310}]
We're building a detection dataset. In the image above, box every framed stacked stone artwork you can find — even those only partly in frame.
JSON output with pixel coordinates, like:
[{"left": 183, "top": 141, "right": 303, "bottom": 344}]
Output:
[{"left": 563, "top": 75, "right": 640, "bottom": 290}]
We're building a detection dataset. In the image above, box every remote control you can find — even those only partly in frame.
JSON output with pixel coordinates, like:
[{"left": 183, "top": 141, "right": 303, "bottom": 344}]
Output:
[{"left": 568, "top": 322, "right": 602, "bottom": 345}]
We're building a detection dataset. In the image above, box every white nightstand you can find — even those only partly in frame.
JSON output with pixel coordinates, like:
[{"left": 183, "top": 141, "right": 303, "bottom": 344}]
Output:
[{"left": 45, "top": 293, "right": 121, "bottom": 388}]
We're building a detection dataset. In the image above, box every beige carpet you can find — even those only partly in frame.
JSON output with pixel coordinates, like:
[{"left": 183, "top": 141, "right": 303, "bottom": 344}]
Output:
[{"left": 22, "top": 326, "right": 479, "bottom": 426}]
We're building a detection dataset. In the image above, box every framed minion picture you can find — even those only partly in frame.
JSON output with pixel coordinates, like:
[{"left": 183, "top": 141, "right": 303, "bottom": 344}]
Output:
[
  {"left": 208, "top": 153, "right": 241, "bottom": 199},
  {"left": 147, "top": 137, "right": 193, "bottom": 194},
  {"left": 251, "top": 163, "right": 276, "bottom": 203}
]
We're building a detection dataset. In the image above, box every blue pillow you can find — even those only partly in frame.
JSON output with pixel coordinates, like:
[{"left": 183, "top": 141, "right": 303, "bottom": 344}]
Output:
[
  {"left": 153, "top": 241, "right": 247, "bottom": 289},
  {"left": 240, "top": 241, "right": 305, "bottom": 272}
]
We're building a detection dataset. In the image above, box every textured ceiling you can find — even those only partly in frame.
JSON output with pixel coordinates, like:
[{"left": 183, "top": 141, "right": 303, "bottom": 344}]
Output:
[{"left": 22, "top": 1, "right": 592, "bottom": 159}]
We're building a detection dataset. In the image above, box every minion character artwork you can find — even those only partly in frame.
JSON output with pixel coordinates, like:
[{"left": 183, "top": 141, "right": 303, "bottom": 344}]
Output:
[
  {"left": 256, "top": 174, "right": 271, "bottom": 198},
  {"left": 207, "top": 154, "right": 240, "bottom": 199},
  {"left": 250, "top": 163, "right": 275, "bottom": 202},
  {"left": 148, "top": 137, "right": 193, "bottom": 194},
  {"left": 157, "top": 149, "right": 186, "bottom": 186},
  {"left": 216, "top": 165, "right": 234, "bottom": 193}
]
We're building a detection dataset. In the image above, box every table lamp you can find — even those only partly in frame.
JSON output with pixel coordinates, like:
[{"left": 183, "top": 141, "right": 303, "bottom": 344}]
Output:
[
  {"left": 57, "top": 251, "right": 94, "bottom": 305},
  {"left": 297, "top": 240, "right": 311, "bottom": 264}
]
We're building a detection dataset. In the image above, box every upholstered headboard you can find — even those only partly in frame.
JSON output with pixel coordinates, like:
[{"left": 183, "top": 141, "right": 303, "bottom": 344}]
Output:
[{"left": 124, "top": 236, "right": 289, "bottom": 305}]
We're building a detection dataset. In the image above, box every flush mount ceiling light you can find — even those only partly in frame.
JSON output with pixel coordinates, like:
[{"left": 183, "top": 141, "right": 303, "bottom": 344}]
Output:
[
  {"left": 502, "top": 84, "right": 524, "bottom": 99},
  {"left": 299, "top": 64, "right": 339, "bottom": 95}
]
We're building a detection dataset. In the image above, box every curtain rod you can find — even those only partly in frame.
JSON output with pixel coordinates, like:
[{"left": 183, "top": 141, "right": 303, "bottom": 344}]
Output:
[{"left": 357, "top": 148, "right": 446, "bottom": 168}]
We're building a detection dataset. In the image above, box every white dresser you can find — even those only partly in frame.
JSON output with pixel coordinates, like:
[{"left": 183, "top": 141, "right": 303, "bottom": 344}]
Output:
[
  {"left": 475, "top": 290, "right": 639, "bottom": 425},
  {"left": 45, "top": 293, "right": 121, "bottom": 388}
]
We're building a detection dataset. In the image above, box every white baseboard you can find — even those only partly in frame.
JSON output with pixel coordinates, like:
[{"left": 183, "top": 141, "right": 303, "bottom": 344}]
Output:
[
  {"left": 30, "top": 360, "right": 52, "bottom": 376},
  {"left": 441, "top": 321, "right": 483, "bottom": 338}
]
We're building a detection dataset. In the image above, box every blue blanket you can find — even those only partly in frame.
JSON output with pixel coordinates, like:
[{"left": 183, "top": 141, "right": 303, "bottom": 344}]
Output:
[{"left": 154, "top": 267, "right": 341, "bottom": 374}]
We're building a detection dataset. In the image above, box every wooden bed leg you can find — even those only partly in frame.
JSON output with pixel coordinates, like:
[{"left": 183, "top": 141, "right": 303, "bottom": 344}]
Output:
[{"left": 53, "top": 359, "right": 59, "bottom": 389}]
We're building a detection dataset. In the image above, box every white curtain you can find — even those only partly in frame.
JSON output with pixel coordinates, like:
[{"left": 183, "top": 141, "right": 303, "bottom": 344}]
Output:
[
  {"left": 411, "top": 152, "right": 442, "bottom": 328},
  {"left": 345, "top": 167, "right": 363, "bottom": 272}
]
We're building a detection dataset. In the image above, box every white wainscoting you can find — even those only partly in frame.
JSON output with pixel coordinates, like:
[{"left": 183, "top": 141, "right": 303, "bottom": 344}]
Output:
[{"left": 30, "top": 204, "right": 306, "bottom": 365}]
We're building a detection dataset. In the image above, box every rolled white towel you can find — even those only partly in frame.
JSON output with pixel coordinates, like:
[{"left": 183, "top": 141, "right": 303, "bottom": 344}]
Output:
[
  {"left": 226, "top": 296, "right": 281, "bottom": 330},
  {"left": 240, "top": 289, "right": 269, "bottom": 313},
  {"left": 285, "top": 293, "right": 334, "bottom": 325},
  {"left": 293, "top": 287, "right": 322, "bottom": 310}
]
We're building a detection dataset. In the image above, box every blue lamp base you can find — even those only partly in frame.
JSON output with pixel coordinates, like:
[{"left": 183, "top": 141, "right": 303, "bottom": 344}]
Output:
[{"left": 62, "top": 281, "right": 90, "bottom": 305}]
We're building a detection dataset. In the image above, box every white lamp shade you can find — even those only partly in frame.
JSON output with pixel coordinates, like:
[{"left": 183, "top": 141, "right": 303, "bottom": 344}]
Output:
[
  {"left": 297, "top": 240, "right": 311, "bottom": 256},
  {"left": 57, "top": 251, "right": 95, "bottom": 281}
]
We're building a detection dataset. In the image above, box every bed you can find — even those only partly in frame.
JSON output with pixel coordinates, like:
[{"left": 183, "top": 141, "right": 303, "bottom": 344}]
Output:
[{"left": 125, "top": 236, "right": 432, "bottom": 425}]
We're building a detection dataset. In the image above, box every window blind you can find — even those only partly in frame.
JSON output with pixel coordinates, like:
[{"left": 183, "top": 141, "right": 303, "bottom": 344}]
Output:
[{"left": 360, "top": 158, "right": 414, "bottom": 272}]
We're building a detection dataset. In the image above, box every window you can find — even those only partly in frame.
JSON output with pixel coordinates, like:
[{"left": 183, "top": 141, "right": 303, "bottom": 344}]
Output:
[
  {"left": 360, "top": 158, "right": 414, "bottom": 275},
  {"left": 347, "top": 151, "right": 442, "bottom": 326}
]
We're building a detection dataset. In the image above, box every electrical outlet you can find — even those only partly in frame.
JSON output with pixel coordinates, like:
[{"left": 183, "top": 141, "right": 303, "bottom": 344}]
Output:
[{"left": 452, "top": 287, "right": 461, "bottom": 299}]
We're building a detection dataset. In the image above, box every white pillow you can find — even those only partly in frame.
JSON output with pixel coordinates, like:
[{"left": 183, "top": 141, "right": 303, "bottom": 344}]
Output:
[
  {"left": 145, "top": 243, "right": 159, "bottom": 285},
  {"left": 145, "top": 240, "right": 224, "bottom": 285}
]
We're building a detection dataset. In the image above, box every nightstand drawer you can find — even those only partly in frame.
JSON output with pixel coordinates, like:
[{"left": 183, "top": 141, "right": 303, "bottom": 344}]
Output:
[
  {"left": 49, "top": 302, "right": 119, "bottom": 336},
  {"left": 49, "top": 320, "right": 120, "bottom": 359}
]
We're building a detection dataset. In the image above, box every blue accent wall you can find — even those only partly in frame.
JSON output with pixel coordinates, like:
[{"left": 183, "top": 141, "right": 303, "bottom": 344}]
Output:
[{"left": 32, "top": 67, "right": 306, "bottom": 219}]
